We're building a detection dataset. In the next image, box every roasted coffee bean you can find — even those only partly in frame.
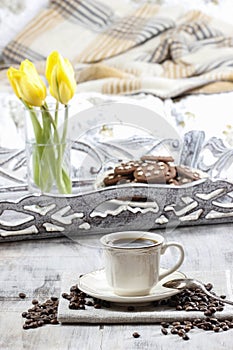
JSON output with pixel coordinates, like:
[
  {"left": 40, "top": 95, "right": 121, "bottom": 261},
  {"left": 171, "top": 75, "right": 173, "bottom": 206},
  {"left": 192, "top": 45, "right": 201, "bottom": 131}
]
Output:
[
  {"left": 182, "top": 334, "right": 190, "bottom": 341},
  {"left": 51, "top": 296, "right": 58, "bottom": 302},
  {"left": 69, "top": 302, "right": 78, "bottom": 310},
  {"left": 199, "top": 307, "right": 207, "bottom": 312},
  {"left": 51, "top": 318, "right": 59, "bottom": 324},
  {"left": 185, "top": 306, "right": 196, "bottom": 311},
  {"left": 216, "top": 306, "right": 224, "bottom": 312},
  {"left": 70, "top": 296, "right": 79, "bottom": 302},
  {"left": 22, "top": 295, "right": 59, "bottom": 330},
  {"left": 161, "top": 328, "right": 168, "bottom": 335},
  {"left": 94, "top": 303, "right": 101, "bottom": 309},
  {"left": 62, "top": 293, "right": 69, "bottom": 299},
  {"left": 161, "top": 322, "right": 169, "bottom": 328},
  {"left": 25, "top": 319, "right": 33, "bottom": 324},
  {"left": 204, "top": 310, "right": 213, "bottom": 316},
  {"left": 175, "top": 325, "right": 183, "bottom": 330},
  {"left": 209, "top": 318, "right": 218, "bottom": 324},
  {"left": 132, "top": 332, "right": 140, "bottom": 338},
  {"left": 170, "top": 328, "right": 178, "bottom": 334},
  {"left": 178, "top": 329, "right": 185, "bottom": 337},
  {"left": 176, "top": 305, "right": 183, "bottom": 310},
  {"left": 43, "top": 317, "right": 51, "bottom": 324},
  {"left": 184, "top": 326, "right": 191, "bottom": 332},
  {"left": 19, "top": 292, "right": 26, "bottom": 299},
  {"left": 213, "top": 326, "right": 221, "bottom": 332},
  {"left": 205, "top": 283, "right": 213, "bottom": 291},
  {"left": 70, "top": 285, "right": 78, "bottom": 293}
]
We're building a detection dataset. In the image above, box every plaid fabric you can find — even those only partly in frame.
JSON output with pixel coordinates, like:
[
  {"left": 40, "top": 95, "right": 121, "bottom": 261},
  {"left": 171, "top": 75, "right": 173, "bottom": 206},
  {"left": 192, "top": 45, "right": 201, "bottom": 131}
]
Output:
[{"left": 2, "top": 0, "right": 233, "bottom": 98}]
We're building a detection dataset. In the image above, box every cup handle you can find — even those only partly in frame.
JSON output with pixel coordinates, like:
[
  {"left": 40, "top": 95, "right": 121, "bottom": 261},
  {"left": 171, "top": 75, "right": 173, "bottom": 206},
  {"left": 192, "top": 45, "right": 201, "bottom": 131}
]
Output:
[{"left": 158, "top": 242, "right": 185, "bottom": 281}]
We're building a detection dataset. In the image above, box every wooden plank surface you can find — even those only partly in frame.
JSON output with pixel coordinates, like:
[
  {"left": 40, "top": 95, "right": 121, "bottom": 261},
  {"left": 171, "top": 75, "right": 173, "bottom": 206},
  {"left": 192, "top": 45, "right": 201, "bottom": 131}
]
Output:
[{"left": 0, "top": 224, "right": 233, "bottom": 350}]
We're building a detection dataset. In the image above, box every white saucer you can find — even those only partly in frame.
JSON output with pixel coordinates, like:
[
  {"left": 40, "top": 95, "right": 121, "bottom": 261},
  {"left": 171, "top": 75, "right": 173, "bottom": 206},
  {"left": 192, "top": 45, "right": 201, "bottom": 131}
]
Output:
[{"left": 78, "top": 268, "right": 186, "bottom": 303}]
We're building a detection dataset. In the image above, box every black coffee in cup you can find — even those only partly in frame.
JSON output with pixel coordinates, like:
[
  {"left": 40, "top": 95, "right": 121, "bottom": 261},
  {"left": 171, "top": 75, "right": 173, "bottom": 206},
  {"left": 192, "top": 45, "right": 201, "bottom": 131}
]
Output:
[
  {"left": 111, "top": 237, "right": 158, "bottom": 248},
  {"left": 101, "top": 231, "right": 185, "bottom": 296}
]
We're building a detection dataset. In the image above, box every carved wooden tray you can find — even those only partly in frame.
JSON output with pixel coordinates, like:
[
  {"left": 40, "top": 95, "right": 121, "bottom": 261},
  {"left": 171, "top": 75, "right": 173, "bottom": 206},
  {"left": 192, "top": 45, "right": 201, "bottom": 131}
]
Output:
[{"left": 1, "top": 127, "right": 233, "bottom": 242}]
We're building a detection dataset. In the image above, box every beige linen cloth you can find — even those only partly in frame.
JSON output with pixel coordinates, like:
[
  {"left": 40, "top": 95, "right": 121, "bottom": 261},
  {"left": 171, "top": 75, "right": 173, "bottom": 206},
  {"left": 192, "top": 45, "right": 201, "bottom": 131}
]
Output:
[
  {"left": 58, "top": 270, "right": 233, "bottom": 324},
  {"left": 2, "top": 0, "right": 233, "bottom": 98}
]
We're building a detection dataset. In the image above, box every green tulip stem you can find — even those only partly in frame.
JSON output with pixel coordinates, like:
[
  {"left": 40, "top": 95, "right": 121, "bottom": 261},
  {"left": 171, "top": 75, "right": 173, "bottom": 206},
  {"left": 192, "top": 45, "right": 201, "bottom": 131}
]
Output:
[
  {"left": 55, "top": 100, "right": 59, "bottom": 127},
  {"left": 39, "top": 104, "right": 71, "bottom": 194},
  {"left": 24, "top": 101, "right": 71, "bottom": 194},
  {"left": 22, "top": 101, "right": 44, "bottom": 188},
  {"left": 22, "top": 100, "right": 43, "bottom": 144}
]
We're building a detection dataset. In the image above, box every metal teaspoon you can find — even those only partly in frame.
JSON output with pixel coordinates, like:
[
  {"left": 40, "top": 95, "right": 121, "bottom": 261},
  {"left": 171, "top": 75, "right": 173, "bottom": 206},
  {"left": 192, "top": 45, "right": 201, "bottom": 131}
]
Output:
[{"left": 163, "top": 278, "right": 233, "bottom": 306}]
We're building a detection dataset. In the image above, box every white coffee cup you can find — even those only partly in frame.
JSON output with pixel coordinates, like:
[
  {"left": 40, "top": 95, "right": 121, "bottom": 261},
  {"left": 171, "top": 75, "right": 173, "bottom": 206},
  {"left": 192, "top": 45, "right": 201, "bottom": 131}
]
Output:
[{"left": 100, "top": 231, "right": 185, "bottom": 296}]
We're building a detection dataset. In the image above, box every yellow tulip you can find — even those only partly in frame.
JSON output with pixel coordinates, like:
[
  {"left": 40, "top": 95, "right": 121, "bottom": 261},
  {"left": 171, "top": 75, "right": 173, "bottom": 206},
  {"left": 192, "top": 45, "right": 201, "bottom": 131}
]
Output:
[
  {"left": 7, "top": 60, "right": 46, "bottom": 107},
  {"left": 7, "top": 68, "right": 21, "bottom": 98},
  {"left": 46, "top": 51, "right": 76, "bottom": 105}
]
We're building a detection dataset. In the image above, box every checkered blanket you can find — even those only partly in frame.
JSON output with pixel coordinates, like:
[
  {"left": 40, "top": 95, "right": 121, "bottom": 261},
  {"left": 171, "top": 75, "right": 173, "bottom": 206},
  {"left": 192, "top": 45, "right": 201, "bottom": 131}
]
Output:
[{"left": 2, "top": 0, "right": 233, "bottom": 98}]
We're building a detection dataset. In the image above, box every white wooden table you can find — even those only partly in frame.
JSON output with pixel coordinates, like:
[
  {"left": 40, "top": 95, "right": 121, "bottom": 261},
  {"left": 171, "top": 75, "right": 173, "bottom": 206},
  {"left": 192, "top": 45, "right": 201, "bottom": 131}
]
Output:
[{"left": 0, "top": 223, "right": 233, "bottom": 350}]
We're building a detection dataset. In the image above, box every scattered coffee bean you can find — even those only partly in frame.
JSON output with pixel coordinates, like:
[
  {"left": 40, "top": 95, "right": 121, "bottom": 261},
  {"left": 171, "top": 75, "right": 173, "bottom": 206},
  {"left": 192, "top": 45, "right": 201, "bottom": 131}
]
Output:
[
  {"left": 51, "top": 296, "right": 58, "bottom": 302},
  {"left": 19, "top": 293, "right": 26, "bottom": 299},
  {"left": 161, "top": 322, "right": 169, "bottom": 328},
  {"left": 159, "top": 281, "right": 233, "bottom": 342},
  {"left": 24, "top": 277, "right": 231, "bottom": 341},
  {"left": 205, "top": 283, "right": 213, "bottom": 291},
  {"left": 61, "top": 292, "right": 69, "bottom": 299},
  {"left": 132, "top": 332, "right": 140, "bottom": 338},
  {"left": 182, "top": 334, "right": 189, "bottom": 341},
  {"left": 22, "top": 296, "right": 59, "bottom": 330},
  {"left": 213, "top": 326, "right": 220, "bottom": 332}
]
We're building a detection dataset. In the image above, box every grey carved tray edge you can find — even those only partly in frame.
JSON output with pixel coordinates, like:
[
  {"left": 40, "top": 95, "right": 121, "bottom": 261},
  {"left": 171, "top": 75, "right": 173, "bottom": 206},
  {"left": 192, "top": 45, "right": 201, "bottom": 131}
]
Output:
[{"left": 1, "top": 130, "right": 233, "bottom": 242}]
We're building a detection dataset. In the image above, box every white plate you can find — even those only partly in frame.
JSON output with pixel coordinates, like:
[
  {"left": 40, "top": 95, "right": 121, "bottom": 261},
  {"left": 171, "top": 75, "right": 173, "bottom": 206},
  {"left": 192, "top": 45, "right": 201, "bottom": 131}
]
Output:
[{"left": 78, "top": 268, "right": 186, "bottom": 303}]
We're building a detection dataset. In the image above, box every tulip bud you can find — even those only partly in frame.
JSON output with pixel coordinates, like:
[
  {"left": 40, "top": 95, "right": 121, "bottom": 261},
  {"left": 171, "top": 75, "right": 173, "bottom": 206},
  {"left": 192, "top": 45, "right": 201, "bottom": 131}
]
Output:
[
  {"left": 46, "top": 51, "right": 76, "bottom": 105},
  {"left": 7, "top": 60, "right": 46, "bottom": 107},
  {"left": 7, "top": 67, "right": 21, "bottom": 98}
]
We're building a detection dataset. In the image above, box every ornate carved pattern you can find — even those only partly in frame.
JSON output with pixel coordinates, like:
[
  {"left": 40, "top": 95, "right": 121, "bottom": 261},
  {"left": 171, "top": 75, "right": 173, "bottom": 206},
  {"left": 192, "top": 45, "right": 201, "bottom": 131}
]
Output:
[{"left": 1, "top": 130, "right": 233, "bottom": 242}]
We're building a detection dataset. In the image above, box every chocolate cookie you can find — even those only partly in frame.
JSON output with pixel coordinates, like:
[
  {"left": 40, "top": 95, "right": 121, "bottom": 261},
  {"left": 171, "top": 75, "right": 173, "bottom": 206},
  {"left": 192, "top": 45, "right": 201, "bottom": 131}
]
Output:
[
  {"left": 103, "top": 173, "right": 131, "bottom": 186},
  {"left": 114, "top": 161, "right": 140, "bottom": 176},
  {"left": 141, "top": 155, "right": 174, "bottom": 163},
  {"left": 102, "top": 156, "right": 204, "bottom": 188},
  {"left": 134, "top": 164, "right": 166, "bottom": 184},
  {"left": 165, "top": 165, "right": 177, "bottom": 181},
  {"left": 176, "top": 166, "right": 200, "bottom": 181}
]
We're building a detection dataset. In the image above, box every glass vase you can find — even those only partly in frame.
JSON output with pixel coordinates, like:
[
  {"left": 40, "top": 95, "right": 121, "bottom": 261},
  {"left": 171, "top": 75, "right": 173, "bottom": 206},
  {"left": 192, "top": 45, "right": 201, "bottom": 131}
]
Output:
[{"left": 24, "top": 103, "right": 72, "bottom": 195}]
